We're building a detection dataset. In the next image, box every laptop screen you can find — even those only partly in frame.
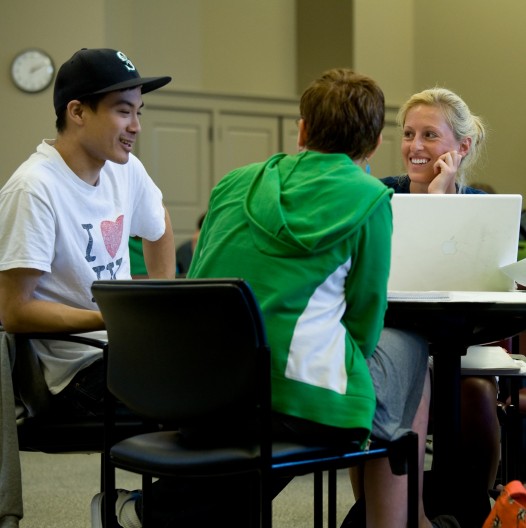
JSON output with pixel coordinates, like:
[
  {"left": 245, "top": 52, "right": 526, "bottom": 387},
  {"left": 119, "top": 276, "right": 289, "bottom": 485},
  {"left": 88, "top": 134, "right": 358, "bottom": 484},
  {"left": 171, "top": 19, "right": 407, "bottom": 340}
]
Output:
[{"left": 388, "top": 194, "right": 522, "bottom": 292}]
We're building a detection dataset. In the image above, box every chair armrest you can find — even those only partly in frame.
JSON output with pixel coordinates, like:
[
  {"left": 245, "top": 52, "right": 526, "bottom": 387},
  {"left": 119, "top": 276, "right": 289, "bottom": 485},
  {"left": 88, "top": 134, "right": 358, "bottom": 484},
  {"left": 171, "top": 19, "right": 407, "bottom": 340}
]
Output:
[{"left": 18, "top": 332, "right": 106, "bottom": 350}]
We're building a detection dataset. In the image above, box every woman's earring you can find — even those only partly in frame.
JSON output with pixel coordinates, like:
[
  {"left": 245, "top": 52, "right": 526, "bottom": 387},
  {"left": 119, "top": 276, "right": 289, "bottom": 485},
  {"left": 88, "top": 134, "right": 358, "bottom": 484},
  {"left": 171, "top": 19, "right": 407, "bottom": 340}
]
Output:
[{"left": 365, "top": 158, "right": 371, "bottom": 174}]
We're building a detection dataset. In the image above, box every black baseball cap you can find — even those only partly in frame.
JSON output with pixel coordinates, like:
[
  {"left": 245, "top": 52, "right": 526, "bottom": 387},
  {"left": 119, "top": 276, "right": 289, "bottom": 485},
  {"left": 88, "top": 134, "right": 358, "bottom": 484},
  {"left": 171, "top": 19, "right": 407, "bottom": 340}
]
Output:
[{"left": 53, "top": 48, "right": 171, "bottom": 115}]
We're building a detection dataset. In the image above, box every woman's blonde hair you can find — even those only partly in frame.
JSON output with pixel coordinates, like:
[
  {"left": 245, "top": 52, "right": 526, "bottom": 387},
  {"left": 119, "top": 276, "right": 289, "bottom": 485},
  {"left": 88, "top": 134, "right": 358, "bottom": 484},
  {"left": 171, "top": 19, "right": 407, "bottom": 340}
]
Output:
[{"left": 397, "top": 87, "right": 487, "bottom": 190}]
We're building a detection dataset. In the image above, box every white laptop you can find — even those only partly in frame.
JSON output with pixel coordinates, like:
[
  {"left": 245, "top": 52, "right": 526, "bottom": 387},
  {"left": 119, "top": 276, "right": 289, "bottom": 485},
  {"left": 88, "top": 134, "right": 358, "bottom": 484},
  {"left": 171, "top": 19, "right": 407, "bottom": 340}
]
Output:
[{"left": 388, "top": 194, "right": 523, "bottom": 293}]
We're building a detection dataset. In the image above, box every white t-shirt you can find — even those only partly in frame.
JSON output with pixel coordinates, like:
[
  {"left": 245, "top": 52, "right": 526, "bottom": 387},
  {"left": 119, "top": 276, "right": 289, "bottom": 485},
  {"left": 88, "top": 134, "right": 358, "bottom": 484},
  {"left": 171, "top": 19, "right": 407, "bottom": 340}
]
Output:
[{"left": 0, "top": 140, "right": 166, "bottom": 393}]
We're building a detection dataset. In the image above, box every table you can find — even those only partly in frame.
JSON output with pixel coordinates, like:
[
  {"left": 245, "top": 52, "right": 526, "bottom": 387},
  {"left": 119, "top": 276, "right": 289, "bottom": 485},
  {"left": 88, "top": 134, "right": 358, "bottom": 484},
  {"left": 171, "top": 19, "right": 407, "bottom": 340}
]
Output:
[
  {"left": 385, "top": 291, "right": 526, "bottom": 517},
  {"left": 495, "top": 355, "right": 526, "bottom": 483}
]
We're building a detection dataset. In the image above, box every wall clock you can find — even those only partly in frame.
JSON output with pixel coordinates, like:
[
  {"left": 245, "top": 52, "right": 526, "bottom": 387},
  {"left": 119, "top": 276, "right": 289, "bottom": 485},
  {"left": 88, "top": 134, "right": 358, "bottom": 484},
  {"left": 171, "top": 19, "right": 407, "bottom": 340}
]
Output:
[{"left": 11, "top": 49, "right": 55, "bottom": 93}]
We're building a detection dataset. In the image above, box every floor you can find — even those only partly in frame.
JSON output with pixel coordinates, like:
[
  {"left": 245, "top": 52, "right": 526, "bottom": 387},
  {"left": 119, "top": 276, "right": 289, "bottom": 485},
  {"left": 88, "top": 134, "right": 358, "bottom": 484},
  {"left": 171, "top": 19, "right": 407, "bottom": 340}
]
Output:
[{"left": 19, "top": 451, "right": 356, "bottom": 527}]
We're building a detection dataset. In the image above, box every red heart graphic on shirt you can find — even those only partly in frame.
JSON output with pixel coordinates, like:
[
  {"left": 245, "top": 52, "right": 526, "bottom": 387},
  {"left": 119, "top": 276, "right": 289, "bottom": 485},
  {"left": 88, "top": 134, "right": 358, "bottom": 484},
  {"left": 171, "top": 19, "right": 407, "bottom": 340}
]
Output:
[{"left": 100, "top": 215, "right": 124, "bottom": 258}]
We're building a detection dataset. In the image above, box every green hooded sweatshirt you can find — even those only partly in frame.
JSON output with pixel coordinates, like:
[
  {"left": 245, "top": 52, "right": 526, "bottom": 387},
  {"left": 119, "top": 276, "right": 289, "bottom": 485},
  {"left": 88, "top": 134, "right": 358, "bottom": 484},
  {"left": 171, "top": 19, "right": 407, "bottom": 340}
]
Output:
[{"left": 188, "top": 150, "right": 393, "bottom": 435}]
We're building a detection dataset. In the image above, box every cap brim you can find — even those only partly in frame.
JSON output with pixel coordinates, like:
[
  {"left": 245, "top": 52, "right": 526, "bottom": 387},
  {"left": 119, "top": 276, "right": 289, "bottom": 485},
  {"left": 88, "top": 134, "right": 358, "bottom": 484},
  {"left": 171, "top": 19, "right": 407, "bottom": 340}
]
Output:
[{"left": 92, "top": 76, "right": 172, "bottom": 96}]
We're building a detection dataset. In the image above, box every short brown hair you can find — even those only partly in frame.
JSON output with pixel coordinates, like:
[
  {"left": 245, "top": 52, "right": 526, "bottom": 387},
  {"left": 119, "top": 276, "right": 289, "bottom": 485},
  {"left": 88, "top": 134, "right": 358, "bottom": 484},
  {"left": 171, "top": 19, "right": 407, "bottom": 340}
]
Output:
[{"left": 299, "top": 68, "right": 385, "bottom": 159}]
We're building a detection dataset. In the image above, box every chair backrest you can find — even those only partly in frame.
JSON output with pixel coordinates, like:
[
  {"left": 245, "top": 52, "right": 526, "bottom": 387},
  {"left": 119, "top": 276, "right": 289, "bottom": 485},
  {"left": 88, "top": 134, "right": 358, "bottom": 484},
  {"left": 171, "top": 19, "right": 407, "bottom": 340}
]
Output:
[{"left": 91, "top": 278, "right": 271, "bottom": 426}]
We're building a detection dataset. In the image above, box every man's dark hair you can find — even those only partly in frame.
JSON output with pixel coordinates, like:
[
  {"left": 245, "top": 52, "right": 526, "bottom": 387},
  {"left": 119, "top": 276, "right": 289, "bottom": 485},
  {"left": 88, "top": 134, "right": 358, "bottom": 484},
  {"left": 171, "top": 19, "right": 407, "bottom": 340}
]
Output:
[{"left": 55, "top": 93, "right": 108, "bottom": 133}]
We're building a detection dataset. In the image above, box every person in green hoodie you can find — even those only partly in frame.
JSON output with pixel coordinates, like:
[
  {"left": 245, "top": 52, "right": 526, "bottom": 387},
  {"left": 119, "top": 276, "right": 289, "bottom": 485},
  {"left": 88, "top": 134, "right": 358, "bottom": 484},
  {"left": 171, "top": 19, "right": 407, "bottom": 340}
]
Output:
[{"left": 188, "top": 69, "right": 459, "bottom": 528}]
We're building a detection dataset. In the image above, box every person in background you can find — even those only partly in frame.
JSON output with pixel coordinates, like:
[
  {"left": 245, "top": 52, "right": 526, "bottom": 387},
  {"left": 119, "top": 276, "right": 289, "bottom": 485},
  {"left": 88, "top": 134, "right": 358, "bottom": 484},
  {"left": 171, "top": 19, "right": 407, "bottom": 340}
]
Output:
[
  {"left": 176, "top": 211, "right": 206, "bottom": 276},
  {"left": 129, "top": 236, "right": 149, "bottom": 278},
  {"left": 0, "top": 48, "right": 175, "bottom": 527},
  {"left": 129, "top": 212, "right": 205, "bottom": 278},
  {"left": 381, "top": 87, "right": 495, "bottom": 528},
  {"left": 470, "top": 182, "right": 496, "bottom": 194},
  {"left": 189, "top": 69, "right": 459, "bottom": 528}
]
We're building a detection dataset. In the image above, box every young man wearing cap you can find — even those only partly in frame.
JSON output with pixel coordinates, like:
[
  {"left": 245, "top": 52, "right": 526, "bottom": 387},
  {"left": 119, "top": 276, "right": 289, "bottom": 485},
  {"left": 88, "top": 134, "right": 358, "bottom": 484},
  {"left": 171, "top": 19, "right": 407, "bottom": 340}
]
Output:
[{"left": 0, "top": 48, "right": 175, "bottom": 526}]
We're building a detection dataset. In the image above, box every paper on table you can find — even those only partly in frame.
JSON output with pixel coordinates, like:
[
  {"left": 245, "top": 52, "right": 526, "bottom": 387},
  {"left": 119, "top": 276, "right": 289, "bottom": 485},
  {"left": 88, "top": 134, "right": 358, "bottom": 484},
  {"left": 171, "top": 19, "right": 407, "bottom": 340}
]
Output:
[
  {"left": 387, "top": 291, "right": 451, "bottom": 301},
  {"left": 387, "top": 290, "right": 526, "bottom": 303},
  {"left": 460, "top": 345, "right": 522, "bottom": 374},
  {"left": 500, "top": 258, "right": 526, "bottom": 287}
]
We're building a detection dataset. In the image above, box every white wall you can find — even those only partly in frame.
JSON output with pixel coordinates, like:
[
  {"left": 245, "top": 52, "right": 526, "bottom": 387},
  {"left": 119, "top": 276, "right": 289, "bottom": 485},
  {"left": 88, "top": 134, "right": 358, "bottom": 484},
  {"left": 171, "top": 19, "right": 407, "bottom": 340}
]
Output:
[
  {"left": 1, "top": 0, "right": 107, "bottom": 179},
  {"left": 0, "top": 0, "right": 297, "bottom": 184},
  {"left": 2, "top": 0, "right": 525, "bottom": 199},
  {"left": 353, "top": 0, "right": 415, "bottom": 106},
  {"left": 413, "top": 0, "right": 526, "bottom": 197}
]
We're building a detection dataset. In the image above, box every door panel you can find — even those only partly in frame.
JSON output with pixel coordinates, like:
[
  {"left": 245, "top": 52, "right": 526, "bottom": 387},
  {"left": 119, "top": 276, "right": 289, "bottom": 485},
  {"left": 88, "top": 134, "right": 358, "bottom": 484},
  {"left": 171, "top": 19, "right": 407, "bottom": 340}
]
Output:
[
  {"left": 281, "top": 117, "right": 300, "bottom": 155},
  {"left": 138, "top": 108, "right": 212, "bottom": 248},
  {"left": 215, "top": 114, "right": 280, "bottom": 184},
  {"left": 372, "top": 121, "right": 404, "bottom": 178}
]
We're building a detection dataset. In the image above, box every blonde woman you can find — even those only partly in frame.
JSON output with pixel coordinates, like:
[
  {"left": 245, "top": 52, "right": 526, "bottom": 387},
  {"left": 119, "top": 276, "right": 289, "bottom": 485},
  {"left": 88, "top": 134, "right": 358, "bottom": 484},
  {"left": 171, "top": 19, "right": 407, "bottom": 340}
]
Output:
[{"left": 382, "top": 87, "right": 496, "bottom": 528}]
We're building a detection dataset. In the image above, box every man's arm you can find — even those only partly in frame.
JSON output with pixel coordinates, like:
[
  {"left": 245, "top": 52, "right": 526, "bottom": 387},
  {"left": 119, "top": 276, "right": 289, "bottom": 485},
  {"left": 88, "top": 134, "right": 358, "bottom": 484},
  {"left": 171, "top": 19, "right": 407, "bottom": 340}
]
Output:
[
  {"left": 142, "top": 206, "right": 176, "bottom": 279},
  {"left": 0, "top": 268, "right": 104, "bottom": 333}
]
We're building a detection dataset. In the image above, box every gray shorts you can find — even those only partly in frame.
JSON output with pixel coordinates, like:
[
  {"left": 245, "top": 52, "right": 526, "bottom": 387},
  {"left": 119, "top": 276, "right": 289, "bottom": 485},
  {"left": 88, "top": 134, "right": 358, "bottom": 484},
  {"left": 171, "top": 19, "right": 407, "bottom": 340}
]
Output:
[{"left": 367, "top": 327, "right": 429, "bottom": 441}]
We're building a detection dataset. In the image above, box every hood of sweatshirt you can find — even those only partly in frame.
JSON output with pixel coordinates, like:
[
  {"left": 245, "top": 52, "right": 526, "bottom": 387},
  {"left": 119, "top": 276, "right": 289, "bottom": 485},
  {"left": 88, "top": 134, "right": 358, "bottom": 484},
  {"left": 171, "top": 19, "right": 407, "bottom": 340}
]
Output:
[{"left": 243, "top": 150, "right": 392, "bottom": 257}]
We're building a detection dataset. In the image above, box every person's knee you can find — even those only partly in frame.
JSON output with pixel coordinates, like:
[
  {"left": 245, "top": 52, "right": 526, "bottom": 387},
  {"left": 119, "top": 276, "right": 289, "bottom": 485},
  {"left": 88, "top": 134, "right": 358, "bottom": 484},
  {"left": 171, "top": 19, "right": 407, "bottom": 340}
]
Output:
[{"left": 461, "top": 376, "right": 497, "bottom": 407}]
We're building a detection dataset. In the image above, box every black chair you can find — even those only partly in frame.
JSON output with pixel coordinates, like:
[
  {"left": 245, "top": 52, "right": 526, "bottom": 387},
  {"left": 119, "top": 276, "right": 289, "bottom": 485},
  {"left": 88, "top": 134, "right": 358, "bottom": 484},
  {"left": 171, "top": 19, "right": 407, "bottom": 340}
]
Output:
[
  {"left": 3, "top": 328, "right": 153, "bottom": 524},
  {"left": 0, "top": 330, "right": 108, "bottom": 523},
  {"left": 13, "top": 332, "right": 150, "bottom": 455},
  {"left": 92, "top": 278, "right": 419, "bottom": 528},
  {"left": 14, "top": 332, "right": 107, "bottom": 453}
]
